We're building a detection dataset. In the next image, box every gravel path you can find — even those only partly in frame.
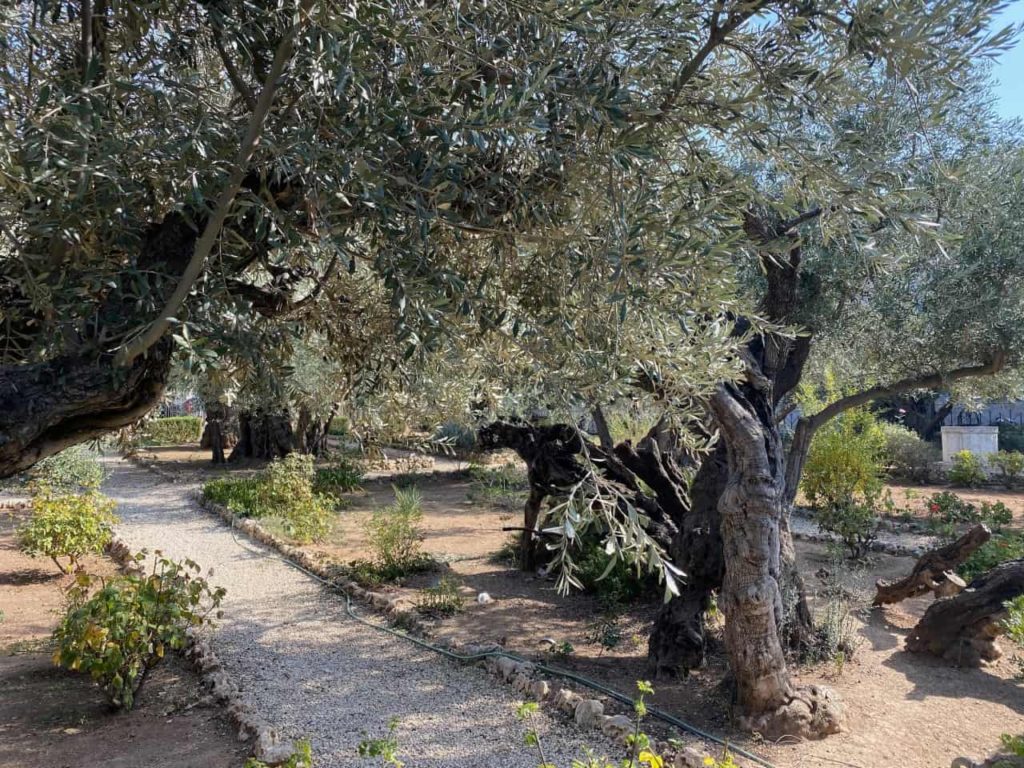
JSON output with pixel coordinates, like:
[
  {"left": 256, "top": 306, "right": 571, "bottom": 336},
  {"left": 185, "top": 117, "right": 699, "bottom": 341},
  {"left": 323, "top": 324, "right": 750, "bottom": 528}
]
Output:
[{"left": 105, "top": 459, "right": 611, "bottom": 767}]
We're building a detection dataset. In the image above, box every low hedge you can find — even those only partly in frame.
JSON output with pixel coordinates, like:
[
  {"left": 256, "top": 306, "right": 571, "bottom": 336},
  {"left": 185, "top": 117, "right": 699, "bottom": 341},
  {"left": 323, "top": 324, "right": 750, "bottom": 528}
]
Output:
[{"left": 143, "top": 416, "right": 203, "bottom": 445}]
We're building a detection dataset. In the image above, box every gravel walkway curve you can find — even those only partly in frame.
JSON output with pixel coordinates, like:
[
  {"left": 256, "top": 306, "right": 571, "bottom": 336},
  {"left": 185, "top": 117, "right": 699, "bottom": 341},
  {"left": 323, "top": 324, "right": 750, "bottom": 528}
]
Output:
[{"left": 105, "top": 459, "right": 612, "bottom": 767}]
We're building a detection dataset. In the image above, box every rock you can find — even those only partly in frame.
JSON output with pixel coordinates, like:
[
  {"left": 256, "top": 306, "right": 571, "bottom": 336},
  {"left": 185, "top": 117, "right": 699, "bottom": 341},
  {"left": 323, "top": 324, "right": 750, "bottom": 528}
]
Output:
[
  {"left": 476, "top": 592, "right": 494, "bottom": 604},
  {"left": 495, "top": 656, "right": 518, "bottom": 681},
  {"left": 674, "top": 747, "right": 712, "bottom": 767},
  {"left": 530, "top": 680, "right": 551, "bottom": 700},
  {"left": 574, "top": 699, "right": 604, "bottom": 728},
  {"left": 512, "top": 672, "right": 533, "bottom": 694},
  {"left": 553, "top": 688, "right": 583, "bottom": 714},
  {"left": 600, "top": 714, "right": 633, "bottom": 741},
  {"left": 254, "top": 731, "right": 295, "bottom": 765}
]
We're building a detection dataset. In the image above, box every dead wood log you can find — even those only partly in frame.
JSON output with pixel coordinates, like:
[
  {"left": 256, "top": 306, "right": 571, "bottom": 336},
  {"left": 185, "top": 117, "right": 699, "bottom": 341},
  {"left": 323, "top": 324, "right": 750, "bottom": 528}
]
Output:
[
  {"left": 873, "top": 524, "right": 991, "bottom": 606},
  {"left": 905, "top": 558, "right": 1024, "bottom": 666}
]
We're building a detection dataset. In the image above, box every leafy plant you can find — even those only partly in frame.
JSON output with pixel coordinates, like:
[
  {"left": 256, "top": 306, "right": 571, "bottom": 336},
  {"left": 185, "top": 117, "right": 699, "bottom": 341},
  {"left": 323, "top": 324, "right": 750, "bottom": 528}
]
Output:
[
  {"left": 1002, "top": 595, "right": 1024, "bottom": 682},
  {"left": 142, "top": 416, "right": 203, "bottom": 445},
  {"left": 357, "top": 718, "right": 403, "bottom": 767},
  {"left": 18, "top": 491, "right": 118, "bottom": 574},
  {"left": 959, "top": 531, "right": 1024, "bottom": 582},
  {"left": 314, "top": 457, "right": 364, "bottom": 494},
  {"left": 802, "top": 410, "right": 884, "bottom": 557},
  {"left": 517, "top": 681, "right": 664, "bottom": 768},
  {"left": 881, "top": 423, "right": 939, "bottom": 483},
  {"left": 467, "top": 462, "right": 530, "bottom": 511},
  {"left": 245, "top": 740, "right": 314, "bottom": 768},
  {"left": 926, "top": 491, "right": 1013, "bottom": 533},
  {"left": 52, "top": 553, "right": 225, "bottom": 709},
  {"left": 27, "top": 447, "right": 106, "bottom": 494},
  {"left": 575, "top": 540, "right": 651, "bottom": 608},
  {"left": 948, "top": 450, "right": 986, "bottom": 487},
  {"left": 363, "top": 486, "right": 429, "bottom": 580},
  {"left": 414, "top": 575, "right": 465, "bottom": 616},
  {"left": 989, "top": 451, "right": 1024, "bottom": 489},
  {"left": 202, "top": 455, "right": 334, "bottom": 543}
]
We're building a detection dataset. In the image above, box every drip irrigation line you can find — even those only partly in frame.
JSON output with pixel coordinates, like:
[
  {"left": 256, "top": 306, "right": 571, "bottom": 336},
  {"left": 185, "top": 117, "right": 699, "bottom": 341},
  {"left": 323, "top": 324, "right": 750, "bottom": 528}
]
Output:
[{"left": 222, "top": 517, "right": 779, "bottom": 768}]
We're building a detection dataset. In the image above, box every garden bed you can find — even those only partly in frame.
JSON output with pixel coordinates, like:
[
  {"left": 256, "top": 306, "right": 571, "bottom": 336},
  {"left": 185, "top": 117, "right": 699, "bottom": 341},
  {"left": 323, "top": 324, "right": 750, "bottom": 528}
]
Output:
[{"left": 0, "top": 507, "right": 246, "bottom": 768}]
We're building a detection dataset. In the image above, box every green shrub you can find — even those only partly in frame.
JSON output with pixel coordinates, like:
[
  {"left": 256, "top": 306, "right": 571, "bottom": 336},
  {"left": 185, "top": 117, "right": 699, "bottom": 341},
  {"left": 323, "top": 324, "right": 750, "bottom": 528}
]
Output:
[
  {"left": 142, "top": 416, "right": 203, "bottom": 445},
  {"left": 880, "top": 423, "right": 939, "bottom": 483},
  {"left": 575, "top": 541, "right": 650, "bottom": 607},
  {"left": 1003, "top": 595, "right": 1024, "bottom": 683},
  {"left": 314, "top": 457, "right": 364, "bottom": 494},
  {"left": 246, "top": 740, "right": 314, "bottom": 768},
  {"left": 364, "top": 486, "right": 429, "bottom": 580},
  {"left": 960, "top": 531, "right": 1024, "bottom": 582},
  {"left": 802, "top": 410, "right": 885, "bottom": 558},
  {"left": 467, "top": 462, "right": 529, "bottom": 511},
  {"left": 433, "top": 421, "right": 477, "bottom": 453},
  {"left": 999, "top": 423, "right": 1024, "bottom": 454},
  {"left": 28, "top": 446, "right": 106, "bottom": 493},
  {"left": 201, "top": 454, "right": 334, "bottom": 543},
  {"left": 18, "top": 491, "right": 118, "bottom": 574},
  {"left": 948, "top": 449, "right": 986, "bottom": 487},
  {"left": 414, "top": 575, "right": 465, "bottom": 616},
  {"left": 990, "top": 451, "right": 1024, "bottom": 489},
  {"left": 202, "top": 476, "right": 266, "bottom": 517},
  {"left": 52, "top": 553, "right": 225, "bottom": 709}
]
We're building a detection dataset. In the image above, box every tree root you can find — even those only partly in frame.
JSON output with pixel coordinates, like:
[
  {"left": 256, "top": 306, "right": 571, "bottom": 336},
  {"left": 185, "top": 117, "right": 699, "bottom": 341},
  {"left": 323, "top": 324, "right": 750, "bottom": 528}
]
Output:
[{"left": 738, "top": 684, "right": 844, "bottom": 741}]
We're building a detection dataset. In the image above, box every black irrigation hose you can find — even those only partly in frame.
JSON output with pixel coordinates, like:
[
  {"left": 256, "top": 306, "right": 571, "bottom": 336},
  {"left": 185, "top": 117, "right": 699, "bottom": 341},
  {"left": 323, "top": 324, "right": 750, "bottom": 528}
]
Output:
[{"left": 223, "top": 518, "right": 779, "bottom": 768}]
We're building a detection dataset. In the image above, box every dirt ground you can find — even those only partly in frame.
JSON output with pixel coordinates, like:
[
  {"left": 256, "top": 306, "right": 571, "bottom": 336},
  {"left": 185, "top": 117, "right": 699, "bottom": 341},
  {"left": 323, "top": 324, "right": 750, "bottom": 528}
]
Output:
[
  {"left": 318, "top": 479, "right": 1024, "bottom": 768},
  {"left": 148, "top": 445, "right": 1024, "bottom": 768},
  {"left": 0, "top": 507, "right": 247, "bottom": 768}
]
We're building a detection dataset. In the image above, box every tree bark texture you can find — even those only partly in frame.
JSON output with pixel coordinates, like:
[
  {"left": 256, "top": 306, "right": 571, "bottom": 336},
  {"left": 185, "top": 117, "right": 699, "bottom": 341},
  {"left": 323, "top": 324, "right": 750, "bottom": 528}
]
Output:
[
  {"left": 905, "top": 558, "right": 1024, "bottom": 666},
  {"left": 873, "top": 525, "right": 991, "bottom": 606},
  {"left": 710, "top": 378, "right": 843, "bottom": 740}
]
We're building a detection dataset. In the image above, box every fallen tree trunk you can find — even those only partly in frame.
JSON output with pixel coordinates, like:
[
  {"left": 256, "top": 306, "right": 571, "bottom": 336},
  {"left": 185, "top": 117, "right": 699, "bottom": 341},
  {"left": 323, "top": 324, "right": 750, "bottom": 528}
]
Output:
[
  {"left": 905, "top": 558, "right": 1024, "bottom": 666},
  {"left": 873, "top": 524, "right": 991, "bottom": 606}
]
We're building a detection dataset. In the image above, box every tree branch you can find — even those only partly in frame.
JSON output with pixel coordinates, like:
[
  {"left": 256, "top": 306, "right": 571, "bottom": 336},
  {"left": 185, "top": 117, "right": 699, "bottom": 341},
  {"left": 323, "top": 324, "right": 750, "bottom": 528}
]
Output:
[
  {"left": 211, "top": 24, "right": 258, "bottom": 111},
  {"left": 114, "top": 0, "right": 315, "bottom": 367},
  {"left": 806, "top": 351, "right": 1008, "bottom": 433}
]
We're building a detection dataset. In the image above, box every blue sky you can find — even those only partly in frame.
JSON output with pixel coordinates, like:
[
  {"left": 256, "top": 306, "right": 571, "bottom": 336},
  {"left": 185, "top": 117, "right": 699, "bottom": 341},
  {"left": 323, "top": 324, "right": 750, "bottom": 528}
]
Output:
[{"left": 992, "top": 3, "right": 1024, "bottom": 120}]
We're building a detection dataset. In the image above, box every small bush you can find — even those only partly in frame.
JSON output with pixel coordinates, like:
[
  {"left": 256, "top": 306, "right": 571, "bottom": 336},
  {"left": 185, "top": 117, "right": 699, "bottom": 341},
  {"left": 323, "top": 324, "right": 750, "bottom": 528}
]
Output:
[
  {"left": 433, "top": 421, "right": 477, "bottom": 453},
  {"left": 880, "top": 423, "right": 939, "bottom": 483},
  {"left": 990, "top": 451, "right": 1024, "bottom": 489},
  {"left": 246, "top": 740, "right": 314, "bottom": 768},
  {"left": 960, "top": 531, "right": 1024, "bottom": 582},
  {"left": 28, "top": 447, "right": 105, "bottom": 493},
  {"left": 364, "top": 486, "right": 429, "bottom": 580},
  {"left": 802, "top": 410, "right": 885, "bottom": 558},
  {"left": 948, "top": 449, "right": 986, "bottom": 487},
  {"left": 53, "top": 553, "right": 224, "bottom": 709},
  {"left": 18, "top": 491, "right": 118, "bottom": 574},
  {"left": 1003, "top": 595, "right": 1024, "bottom": 683},
  {"left": 201, "top": 454, "right": 334, "bottom": 543},
  {"left": 467, "top": 462, "right": 529, "bottom": 511},
  {"left": 314, "top": 457, "right": 364, "bottom": 494},
  {"left": 575, "top": 541, "right": 650, "bottom": 607},
  {"left": 414, "top": 575, "right": 465, "bottom": 616},
  {"left": 142, "top": 416, "right": 203, "bottom": 445},
  {"left": 202, "top": 476, "right": 266, "bottom": 517}
]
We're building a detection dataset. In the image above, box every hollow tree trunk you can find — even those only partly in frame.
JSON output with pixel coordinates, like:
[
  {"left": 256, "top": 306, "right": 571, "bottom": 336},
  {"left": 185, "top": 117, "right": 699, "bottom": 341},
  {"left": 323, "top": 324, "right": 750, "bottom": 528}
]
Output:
[
  {"left": 710, "top": 380, "right": 843, "bottom": 739},
  {"left": 906, "top": 558, "right": 1024, "bottom": 666}
]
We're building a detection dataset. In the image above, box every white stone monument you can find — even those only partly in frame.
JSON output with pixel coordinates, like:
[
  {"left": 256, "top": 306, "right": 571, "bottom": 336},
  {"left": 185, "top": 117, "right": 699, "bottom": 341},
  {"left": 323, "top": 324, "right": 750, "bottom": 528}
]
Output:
[{"left": 940, "top": 425, "right": 999, "bottom": 464}]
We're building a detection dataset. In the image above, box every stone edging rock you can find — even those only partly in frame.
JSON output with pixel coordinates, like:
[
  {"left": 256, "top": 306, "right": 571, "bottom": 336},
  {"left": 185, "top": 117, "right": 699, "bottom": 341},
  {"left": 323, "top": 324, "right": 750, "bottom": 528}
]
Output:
[{"left": 790, "top": 511, "right": 930, "bottom": 559}]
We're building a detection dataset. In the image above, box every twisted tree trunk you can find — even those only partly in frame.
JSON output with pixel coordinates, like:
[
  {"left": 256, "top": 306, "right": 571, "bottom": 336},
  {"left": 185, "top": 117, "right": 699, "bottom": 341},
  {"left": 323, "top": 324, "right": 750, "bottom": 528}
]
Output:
[
  {"left": 906, "top": 559, "right": 1024, "bottom": 666},
  {"left": 874, "top": 524, "right": 991, "bottom": 606},
  {"left": 711, "top": 378, "right": 843, "bottom": 740}
]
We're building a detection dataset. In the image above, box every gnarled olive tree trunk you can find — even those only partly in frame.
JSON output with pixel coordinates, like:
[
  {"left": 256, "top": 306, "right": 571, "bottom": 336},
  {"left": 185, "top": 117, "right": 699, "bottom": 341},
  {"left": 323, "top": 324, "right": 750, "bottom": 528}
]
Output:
[{"left": 710, "top": 377, "right": 843, "bottom": 740}]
